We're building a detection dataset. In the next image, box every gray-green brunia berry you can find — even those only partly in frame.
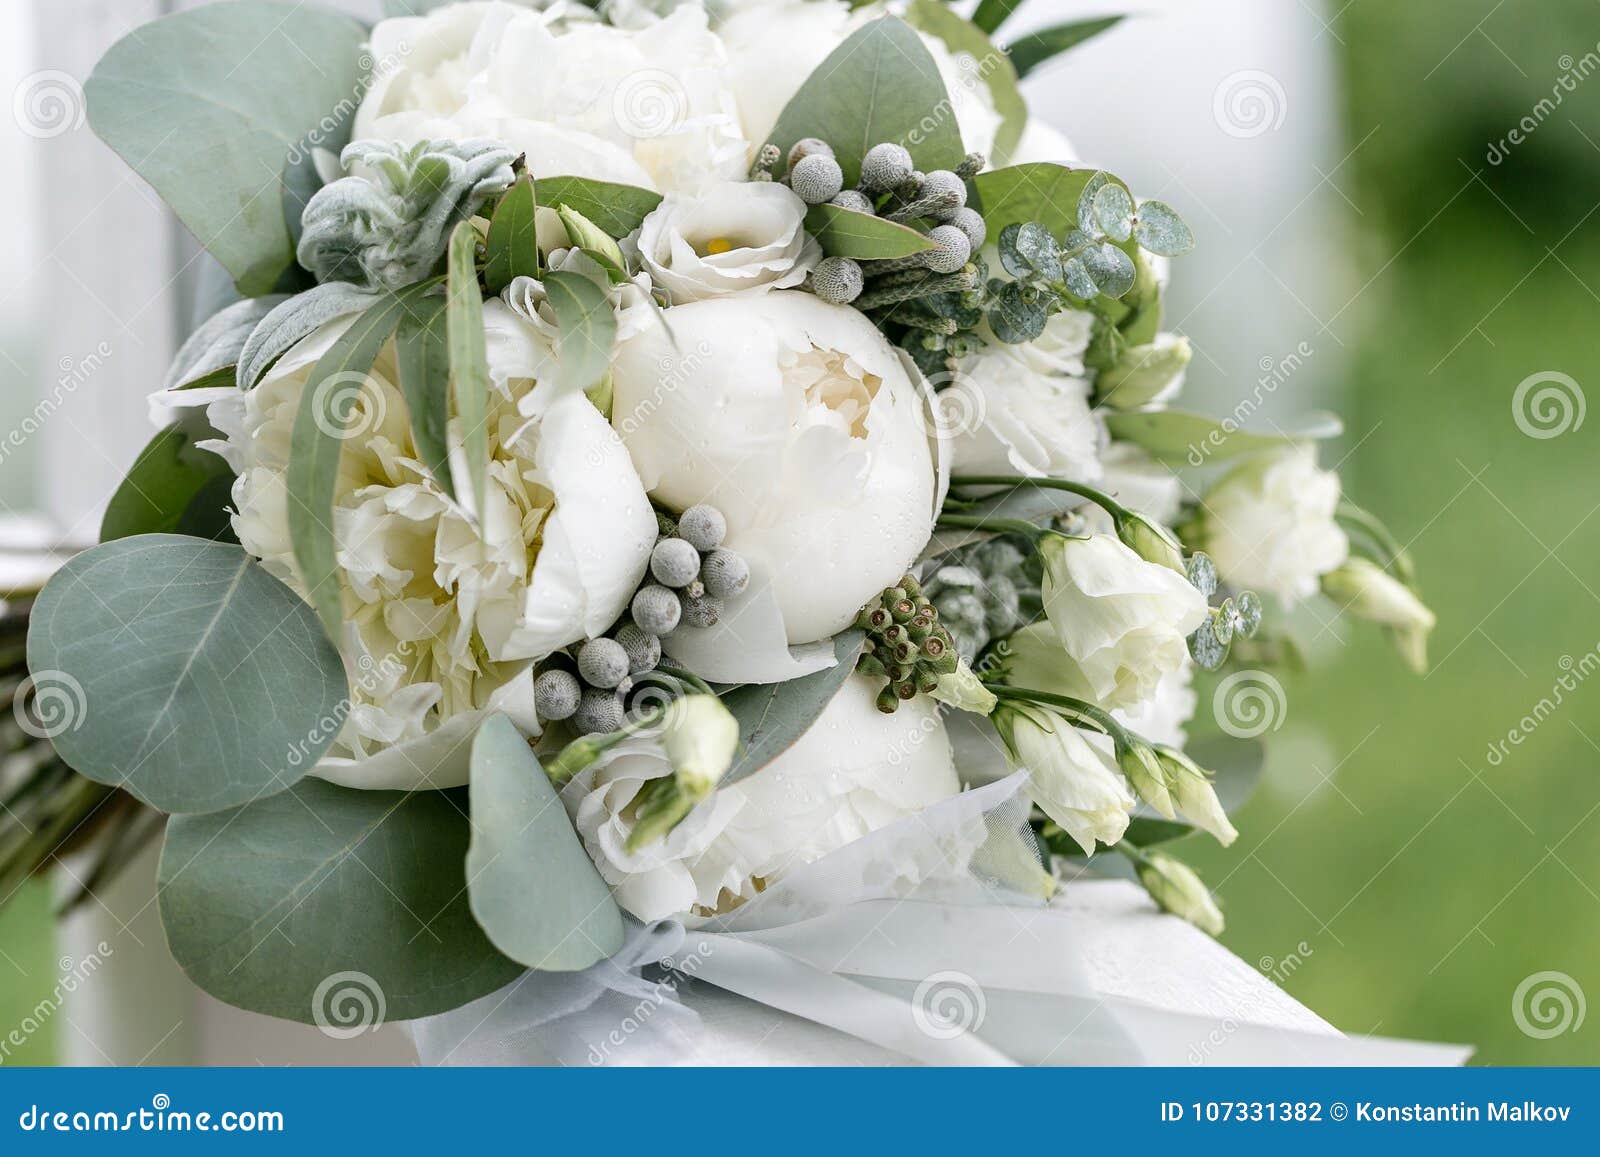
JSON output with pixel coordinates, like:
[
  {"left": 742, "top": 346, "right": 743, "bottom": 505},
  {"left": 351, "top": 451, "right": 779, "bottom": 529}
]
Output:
[
  {"left": 632, "top": 584, "right": 682, "bottom": 635},
  {"left": 574, "top": 688, "right": 626, "bottom": 735},
  {"left": 811, "top": 256, "right": 864, "bottom": 305},
  {"left": 577, "top": 637, "right": 631, "bottom": 689},
  {"left": 533, "top": 668, "right": 581, "bottom": 721},
  {"left": 790, "top": 153, "right": 844, "bottom": 205},
  {"left": 918, "top": 170, "right": 967, "bottom": 214},
  {"left": 945, "top": 206, "right": 987, "bottom": 251},
  {"left": 650, "top": 537, "right": 701, "bottom": 587},
  {"left": 860, "top": 142, "right": 914, "bottom": 192},
  {"left": 700, "top": 549, "right": 751, "bottom": 599},
  {"left": 829, "top": 190, "right": 873, "bottom": 214},
  {"left": 922, "top": 224, "right": 972, "bottom": 274},
  {"left": 677, "top": 504, "right": 727, "bottom": 551},
  {"left": 680, "top": 593, "right": 724, "bottom": 629},
  {"left": 787, "top": 137, "right": 834, "bottom": 170},
  {"left": 615, "top": 622, "right": 662, "bottom": 674}
]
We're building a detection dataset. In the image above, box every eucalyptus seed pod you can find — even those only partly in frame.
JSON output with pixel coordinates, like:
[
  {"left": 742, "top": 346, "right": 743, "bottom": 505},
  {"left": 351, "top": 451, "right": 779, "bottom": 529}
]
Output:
[
  {"left": 631, "top": 584, "right": 682, "bottom": 635},
  {"left": 677, "top": 504, "right": 727, "bottom": 551},
  {"left": 829, "top": 190, "right": 874, "bottom": 214},
  {"left": 700, "top": 549, "right": 750, "bottom": 599},
  {"left": 876, "top": 687, "right": 899, "bottom": 714},
  {"left": 615, "top": 621, "right": 662, "bottom": 675},
  {"left": 786, "top": 137, "right": 834, "bottom": 169},
  {"left": 810, "top": 256, "right": 864, "bottom": 305}
]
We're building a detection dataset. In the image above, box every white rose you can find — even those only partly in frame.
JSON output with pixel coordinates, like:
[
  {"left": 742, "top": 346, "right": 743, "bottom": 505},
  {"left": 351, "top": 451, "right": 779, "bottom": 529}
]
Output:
[
  {"left": 222, "top": 300, "right": 655, "bottom": 789},
  {"left": 356, "top": 1, "right": 748, "bottom": 193},
  {"left": 561, "top": 672, "right": 960, "bottom": 922},
  {"left": 994, "top": 702, "right": 1132, "bottom": 854},
  {"left": 635, "top": 180, "right": 820, "bottom": 303},
  {"left": 610, "top": 290, "right": 938, "bottom": 654},
  {"left": 715, "top": 0, "right": 1001, "bottom": 158},
  {"left": 1197, "top": 444, "right": 1349, "bottom": 604},
  {"left": 947, "top": 345, "right": 1103, "bottom": 481},
  {"left": 1033, "top": 534, "right": 1209, "bottom": 710}
]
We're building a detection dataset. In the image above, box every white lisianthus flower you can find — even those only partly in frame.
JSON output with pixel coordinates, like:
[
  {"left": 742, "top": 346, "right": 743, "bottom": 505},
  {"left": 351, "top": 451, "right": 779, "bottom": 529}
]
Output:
[
  {"left": 223, "top": 300, "right": 655, "bottom": 789},
  {"left": 561, "top": 673, "right": 960, "bottom": 922},
  {"left": 355, "top": 1, "right": 748, "bottom": 193},
  {"left": 610, "top": 291, "right": 938, "bottom": 655},
  {"left": 1034, "top": 534, "right": 1209, "bottom": 710},
  {"left": 715, "top": 0, "right": 1002, "bottom": 158},
  {"left": 1197, "top": 444, "right": 1349, "bottom": 605},
  {"left": 1003, "top": 308, "right": 1095, "bottom": 377},
  {"left": 1135, "top": 851, "right": 1224, "bottom": 936},
  {"left": 635, "top": 181, "right": 821, "bottom": 303},
  {"left": 946, "top": 345, "right": 1103, "bottom": 482},
  {"left": 1113, "top": 659, "right": 1197, "bottom": 750},
  {"left": 994, "top": 702, "right": 1133, "bottom": 854}
]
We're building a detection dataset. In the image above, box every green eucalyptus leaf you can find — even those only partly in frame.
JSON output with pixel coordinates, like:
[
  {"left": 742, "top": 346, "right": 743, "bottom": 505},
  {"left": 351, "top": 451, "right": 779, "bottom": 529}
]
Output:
[
  {"left": 803, "top": 203, "right": 934, "bottom": 259},
  {"left": 1186, "top": 552, "right": 1219, "bottom": 598},
  {"left": 446, "top": 222, "right": 489, "bottom": 516},
  {"left": 987, "top": 281, "right": 1049, "bottom": 343},
  {"left": 970, "top": 0, "right": 1021, "bottom": 35},
  {"left": 1061, "top": 255, "right": 1098, "bottom": 300},
  {"left": 394, "top": 294, "right": 455, "bottom": 500},
  {"left": 1078, "top": 172, "right": 1111, "bottom": 236},
  {"left": 159, "top": 778, "right": 523, "bottom": 1023},
  {"left": 765, "top": 16, "right": 964, "bottom": 188},
  {"left": 535, "top": 176, "right": 661, "bottom": 238},
  {"left": 543, "top": 270, "right": 617, "bottom": 394},
  {"left": 1007, "top": 17, "right": 1127, "bottom": 80},
  {"left": 466, "top": 715, "right": 624, "bottom": 970},
  {"left": 484, "top": 175, "right": 540, "bottom": 294},
  {"left": 1103, "top": 408, "right": 1345, "bottom": 466},
  {"left": 976, "top": 164, "right": 1114, "bottom": 241},
  {"left": 100, "top": 423, "right": 237, "bottom": 545},
  {"left": 287, "top": 284, "right": 437, "bottom": 636},
  {"left": 1133, "top": 199, "right": 1195, "bottom": 257},
  {"left": 1084, "top": 241, "right": 1136, "bottom": 298},
  {"left": 719, "top": 632, "right": 865, "bottom": 787},
  {"left": 26, "top": 535, "right": 348, "bottom": 814},
  {"left": 1093, "top": 182, "right": 1135, "bottom": 242},
  {"left": 1235, "top": 590, "right": 1264, "bottom": 638},
  {"left": 1188, "top": 616, "right": 1228, "bottom": 670},
  {"left": 1212, "top": 600, "right": 1236, "bottom": 646},
  {"left": 906, "top": 0, "right": 1026, "bottom": 160},
  {"left": 86, "top": 2, "right": 368, "bottom": 295}
]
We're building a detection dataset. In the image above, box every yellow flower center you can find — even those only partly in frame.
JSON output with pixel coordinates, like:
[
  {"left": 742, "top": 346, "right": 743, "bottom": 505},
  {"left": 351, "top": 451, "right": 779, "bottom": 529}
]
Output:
[{"left": 703, "top": 237, "right": 736, "bottom": 255}]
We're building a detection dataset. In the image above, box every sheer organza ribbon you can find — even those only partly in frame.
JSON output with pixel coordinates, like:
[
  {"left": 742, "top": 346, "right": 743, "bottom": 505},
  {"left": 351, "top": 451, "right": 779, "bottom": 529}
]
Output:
[{"left": 407, "top": 775, "right": 1469, "bottom": 1067}]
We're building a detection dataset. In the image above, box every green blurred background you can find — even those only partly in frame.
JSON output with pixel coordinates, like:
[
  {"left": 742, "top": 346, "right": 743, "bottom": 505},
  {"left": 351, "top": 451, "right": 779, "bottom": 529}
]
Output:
[{"left": 3, "top": 0, "right": 1597, "bottom": 1065}]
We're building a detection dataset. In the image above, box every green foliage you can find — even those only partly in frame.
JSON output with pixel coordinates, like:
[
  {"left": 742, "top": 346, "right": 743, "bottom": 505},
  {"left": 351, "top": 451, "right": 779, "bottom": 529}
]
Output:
[
  {"left": 803, "top": 203, "right": 935, "bottom": 259},
  {"left": 100, "top": 421, "right": 237, "bottom": 545},
  {"left": 719, "top": 632, "right": 865, "bottom": 787},
  {"left": 394, "top": 294, "right": 455, "bottom": 500},
  {"left": 906, "top": 0, "right": 1026, "bottom": 160},
  {"left": 446, "top": 222, "right": 490, "bottom": 517},
  {"left": 484, "top": 175, "right": 540, "bottom": 294},
  {"left": 160, "top": 779, "right": 523, "bottom": 1022},
  {"left": 1008, "top": 16, "right": 1127, "bottom": 79},
  {"left": 27, "top": 536, "right": 348, "bottom": 814},
  {"left": 543, "top": 271, "right": 617, "bottom": 395},
  {"left": 1104, "top": 408, "right": 1344, "bottom": 466},
  {"left": 535, "top": 176, "right": 661, "bottom": 238},
  {"left": 85, "top": 2, "right": 368, "bottom": 295}
]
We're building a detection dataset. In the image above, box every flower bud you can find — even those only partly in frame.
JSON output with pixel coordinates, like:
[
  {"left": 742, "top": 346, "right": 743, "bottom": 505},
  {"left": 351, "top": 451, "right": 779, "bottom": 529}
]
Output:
[
  {"left": 1115, "top": 510, "right": 1186, "bottom": 574},
  {"left": 1135, "top": 852, "right": 1225, "bottom": 936},
  {"left": 1119, "top": 740, "right": 1175, "bottom": 819},
  {"left": 1096, "top": 335, "right": 1192, "bottom": 410},
  {"left": 1320, "top": 557, "right": 1436, "bottom": 673},
  {"left": 1154, "top": 746, "right": 1238, "bottom": 846},
  {"left": 660, "top": 694, "right": 740, "bottom": 799}
]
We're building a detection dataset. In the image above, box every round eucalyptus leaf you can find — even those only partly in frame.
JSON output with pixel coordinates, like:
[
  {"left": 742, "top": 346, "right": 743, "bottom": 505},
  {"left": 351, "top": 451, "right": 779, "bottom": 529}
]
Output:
[
  {"left": 1076, "top": 171, "right": 1110, "bottom": 236},
  {"left": 1187, "top": 617, "right": 1228, "bottom": 671},
  {"left": 1134, "top": 199, "right": 1196, "bottom": 257},
  {"left": 1084, "top": 242, "right": 1137, "bottom": 299},
  {"left": 1212, "top": 600, "right": 1236, "bottom": 646},
  {"left": 27, "top": 535, "right": 349, "bottom": 814},
  {"left": 1093, "top": 182, "right": 1135, "bottom": 243},
  {"left": 1186, "top": 552, "right": 1219, "bottom": 598},
  {"left": 1236, "top": 590, "right": 1264, "bottom": 638},
  {"left": 987, "top": 282, "right": 1049, "bottom": 344},
  {"left": 1062, "top": 255, "right": 1099, "bottom": 300},
  {"left": 160, "top": 778, "right": 524, "bottom": 1023}
]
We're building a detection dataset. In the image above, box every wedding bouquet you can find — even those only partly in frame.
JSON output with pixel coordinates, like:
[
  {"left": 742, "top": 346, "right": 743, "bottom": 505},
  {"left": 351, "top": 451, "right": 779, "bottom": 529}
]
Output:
[{"left": 6, "top": 0, "right": 1436, "bottom": 1062}]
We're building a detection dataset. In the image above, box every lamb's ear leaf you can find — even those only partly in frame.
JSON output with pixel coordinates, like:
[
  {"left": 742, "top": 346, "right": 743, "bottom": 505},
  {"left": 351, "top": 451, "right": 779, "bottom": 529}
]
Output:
[
  {"left": 906, "top": 0, "right": 1027, "bottom": 162},
  {"left": 1007, "top": 16, "right": 1127, "bottom": 79},
  {"left": 484, "top": 176, "right": 539, "bottom": 294},
  {"left": 765, "top": 16, "right": 965, "bottom": 187},
  {"left": 465, "top": 715, "right": 625, "bottom": 970},
  {"left": 85, "top": 2, "right": 368, "bottom": 296},
  {"left": 287, "top": 283, "right": 439, "bottom": 636},
  {"left": 446, "top": 222, "right": 490, "bottom": 516},
  {"left": 535, "top": 177, "right": 662, "bottom": 238},
  {"left": 160, "top": 778, "right": 524, "bottom": 1023},
  {"left": 25, "top": 536, "right": 348, "bottom": 814},
  {"left": 718, "top": 631, "right": 865, "bottom": 787}
]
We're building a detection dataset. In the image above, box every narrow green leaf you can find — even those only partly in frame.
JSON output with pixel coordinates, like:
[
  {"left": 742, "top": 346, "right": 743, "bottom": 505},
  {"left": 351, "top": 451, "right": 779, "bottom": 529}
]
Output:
[
  {"left": 1008, "top": 16, "right": 1127, "bottom": 80},
  {"left": 288, "top": 284, "right": 436, "bottom": 636},
  {"left": 971, "top": 0, "right": 1024, "bottom": 36},
  {"left": 543, "top": 271, "right": 617, "bottom": 394},
  {"left": 719, "top": 632, "right": 865, "bottom": 787},
  {"left": 394, "top": 294, "right": 455, "bottom": 500},
  {"left": 907, "top": 0, "right": 1027, "bottom": 161},
  {"left": 1104, "top": 409, "right": 1344, "bottom": 466},
  {"left": 483, "top": 175, "right": 539, "bottom": 294},
  {"left": 447, "top": 221, "right": 490, "bottom": 518},
  {"left": 27, "top": 536, "right": 348, "bottom": 814},
  {"left": 536, "top": 176, "right": 662, "bottom": 238},
  {"left": 160, "top": 778, "right": 523, "bottom": 1023},
  {"left": 466, "top": 715, "right": 624, "bottom": 970},
  {"left": 804, "top": 203, "right": 936, "bottom": 259},
  {"left": 765, "top": 16, "right": 965, "bottom": 188}
]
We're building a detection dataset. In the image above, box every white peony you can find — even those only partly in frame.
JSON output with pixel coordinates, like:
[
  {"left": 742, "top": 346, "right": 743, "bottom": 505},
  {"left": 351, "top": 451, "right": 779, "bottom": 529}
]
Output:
[
  {"left": 715, "top": 0, "right": 1002, "bottom": 159},
  {"left": 635, "top": 180, "right": 820, "bottom": 303},
  {"left": 560, "top": 672, "right": 961, "bottom": 922},
  {"left": 223, "top": 300, "right": 656, "bottom": 789},
  {"left": 355, "top": 1, "right": 748, "bottom": 194},
  {"left": 610, "top": 290, "right": 939, "bottom": 655},
  {"left": 946, "top": 344, "right": 1103, "bottom": 482},
  {"left": 1033, "top": 534, "right": 1209, "bottom": 710},
  {"left": 1197, "top": 444, "right": 1349, "bottom": 605}
]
